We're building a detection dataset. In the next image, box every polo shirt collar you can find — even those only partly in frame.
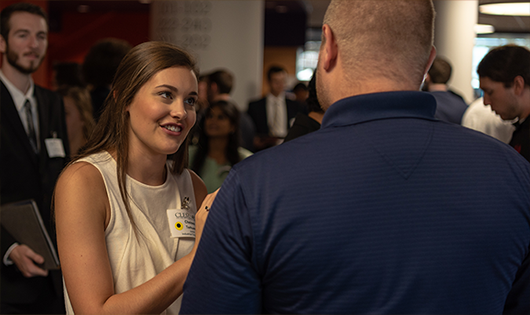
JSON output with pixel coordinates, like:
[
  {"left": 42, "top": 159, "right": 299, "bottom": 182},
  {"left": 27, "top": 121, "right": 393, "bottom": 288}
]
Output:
[{"left": 322, "top": 91, "right": 437, "bottom": 128}]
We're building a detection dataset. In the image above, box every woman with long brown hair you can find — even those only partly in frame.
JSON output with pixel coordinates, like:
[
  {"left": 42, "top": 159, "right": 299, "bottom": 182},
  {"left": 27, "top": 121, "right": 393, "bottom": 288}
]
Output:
[
  {"left": 56, "top": 85, "right": 95, "bottom": 157},
  {"left": 190, "top": 100, "right": 252, "bottom": 193},
  {"left": 54, "top": 41, "right": 213, "bottom": 314}
]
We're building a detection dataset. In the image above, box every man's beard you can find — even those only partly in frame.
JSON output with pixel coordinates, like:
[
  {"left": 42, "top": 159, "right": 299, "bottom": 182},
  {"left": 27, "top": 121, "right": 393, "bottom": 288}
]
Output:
[{"left": 5, "top": 45, "right": 44, "bottom": 75}]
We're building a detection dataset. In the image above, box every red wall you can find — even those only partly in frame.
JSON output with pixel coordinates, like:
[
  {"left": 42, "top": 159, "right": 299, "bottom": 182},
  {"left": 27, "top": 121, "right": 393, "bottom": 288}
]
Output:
[{"left": 0, "top": 1, "right": 149, "bottom": 89}]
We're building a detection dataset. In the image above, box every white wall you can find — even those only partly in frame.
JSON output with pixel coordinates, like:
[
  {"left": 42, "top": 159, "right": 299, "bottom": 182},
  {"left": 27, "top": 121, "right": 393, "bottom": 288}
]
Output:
[
  {"left": 434, "top": 0, "right": 478, "bottom": 103},
  {"left": 150, "top": 0, "right": 265, "bottom": 111}
]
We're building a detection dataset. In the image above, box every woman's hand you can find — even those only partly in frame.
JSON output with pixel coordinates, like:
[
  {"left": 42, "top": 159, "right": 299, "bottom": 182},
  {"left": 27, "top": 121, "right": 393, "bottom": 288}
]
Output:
[{"left": 194, "top": 189, "right": 218, "bottom": 247}]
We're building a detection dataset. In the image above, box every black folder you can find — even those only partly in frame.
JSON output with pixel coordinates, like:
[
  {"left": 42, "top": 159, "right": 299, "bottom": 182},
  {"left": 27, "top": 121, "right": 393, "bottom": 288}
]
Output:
[{"left": 0, "top": 199, "right": 60, "bottom": 270}]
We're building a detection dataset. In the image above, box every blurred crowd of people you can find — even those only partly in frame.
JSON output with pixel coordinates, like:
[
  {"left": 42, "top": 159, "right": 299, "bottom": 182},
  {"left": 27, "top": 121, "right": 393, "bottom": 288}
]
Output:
[{"left": 1, "top": 1, "right": 529, "bottom": 314}]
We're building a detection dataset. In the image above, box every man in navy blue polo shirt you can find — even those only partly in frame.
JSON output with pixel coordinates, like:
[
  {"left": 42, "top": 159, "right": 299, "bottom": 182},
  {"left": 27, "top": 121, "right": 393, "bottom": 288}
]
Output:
[{"left": 181, "top": 1, "right": 530, "bottom": 313}]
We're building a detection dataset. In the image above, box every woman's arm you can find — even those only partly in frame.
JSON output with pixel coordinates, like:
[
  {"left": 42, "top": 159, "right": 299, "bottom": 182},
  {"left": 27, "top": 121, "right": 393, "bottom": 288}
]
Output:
[
  {"left": 189, "top": 170, "right": 213, "bottom": 248},
  {"left": 190, "top": 170, "right": 208, "bottom": 208},
  {"left": 55, "top": 163, "right": 207, "bottom": 314}
]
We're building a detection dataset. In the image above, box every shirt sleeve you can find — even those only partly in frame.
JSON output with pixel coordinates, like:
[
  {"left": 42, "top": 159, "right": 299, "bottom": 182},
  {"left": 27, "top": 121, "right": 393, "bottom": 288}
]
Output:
[
  {"left": 180, "top": 169, "right": 262, "bottom": 314},
  {"left": 3, "top": 242, "right": 19, "bottom": 266}
]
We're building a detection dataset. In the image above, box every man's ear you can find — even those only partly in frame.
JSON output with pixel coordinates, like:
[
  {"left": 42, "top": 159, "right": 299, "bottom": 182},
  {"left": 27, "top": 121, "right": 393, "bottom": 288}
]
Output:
[
  {"left": 424, "top": 46, "right": 437, "bottom": 77},
  {"left": 320, "top": 24, "right": 338, "bottom": 72},
  {"left": 425, "top": 73, "right": 431, "bottom": 83},
  {"left": 513, "top": 76, "right": 526, "bottom": 96}
]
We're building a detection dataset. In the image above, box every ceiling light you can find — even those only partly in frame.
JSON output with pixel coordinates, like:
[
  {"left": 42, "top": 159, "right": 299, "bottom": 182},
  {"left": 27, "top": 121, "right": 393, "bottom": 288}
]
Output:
[
  {"left": 474, "top": 24, "right": 495, "bottom": 34},
  {"left": 479, "top": 2, "right": 530, "bottom": 16}
]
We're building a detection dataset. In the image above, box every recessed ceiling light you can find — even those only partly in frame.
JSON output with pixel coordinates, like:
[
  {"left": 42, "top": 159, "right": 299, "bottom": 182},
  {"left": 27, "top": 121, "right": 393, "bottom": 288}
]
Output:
[
  {"left": 479, "top": 2, "right": 530, "bottom": 16},
  {"left": 474, "top": 24, "right": 495, "bottom": 34}
]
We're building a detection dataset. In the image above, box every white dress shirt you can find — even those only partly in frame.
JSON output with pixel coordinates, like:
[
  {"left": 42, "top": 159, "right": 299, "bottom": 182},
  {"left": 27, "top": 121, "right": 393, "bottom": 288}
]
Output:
[
  {"left": 266, "top": 93, "right": 288, "bottom": 138},
  {"left": 0, "top": 70, "right": 40, "bottom": 148}
]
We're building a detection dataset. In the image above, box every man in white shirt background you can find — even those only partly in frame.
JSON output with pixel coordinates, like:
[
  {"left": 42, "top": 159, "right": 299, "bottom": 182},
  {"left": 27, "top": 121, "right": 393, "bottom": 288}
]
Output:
[{"left": 247, "top": 65, "right": 304, "bottom": 151}]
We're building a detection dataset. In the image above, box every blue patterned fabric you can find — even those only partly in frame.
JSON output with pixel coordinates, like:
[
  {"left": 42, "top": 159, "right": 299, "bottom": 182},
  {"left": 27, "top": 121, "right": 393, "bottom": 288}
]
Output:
[{"left": 182, "top": 91, "right": 530, "bottom": 314}]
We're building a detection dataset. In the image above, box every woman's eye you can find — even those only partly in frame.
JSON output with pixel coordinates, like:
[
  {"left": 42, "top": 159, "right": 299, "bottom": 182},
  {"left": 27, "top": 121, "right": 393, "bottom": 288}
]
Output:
[
  {"left": 184, "top": 98, "right": 196, "bottom": 106},
  {"left": 159, "top": 91, "right": 173, "bottom": 100}
]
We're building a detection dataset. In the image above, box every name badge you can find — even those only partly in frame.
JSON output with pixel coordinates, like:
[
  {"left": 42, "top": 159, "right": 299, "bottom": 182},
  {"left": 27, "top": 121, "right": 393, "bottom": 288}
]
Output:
[
  {"left": 166, "top": 208, "right": 195, "bottom": 238},
  {"left": 44, "top": 138, "right": 65, "bottom": 158}
]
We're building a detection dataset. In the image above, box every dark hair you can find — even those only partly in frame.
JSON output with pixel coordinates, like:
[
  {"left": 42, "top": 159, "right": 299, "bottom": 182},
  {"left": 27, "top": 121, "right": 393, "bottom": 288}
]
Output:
[
  {"left": 0, "top": 2, "right": 48, "bottom": 41},
  {"left": 293, "top": 82, "right": 308, "bottom": 93},
  {"left": 56, "top": 85, "right": 95, "bottom": 146},
  {"left": 53, "top": 62, "right": 86, "bottom": 88},
  {"left": 428, "top": 57, "right": 452, "bottom": 84},
  {"left": 191, "top": 100, "right": 241, "bottom": 175},
  {"left": 199, "top": 74, "right": 210, "bottom": 83},
  {"left": 75, "top": 41, "right": 198, "bottom": 230},
  {"left": 82, "top": 38, "right": 132, "bottom": 88},
  {"left": 477, "top": 45, "right": 530, "bottom": 88},
  {"left": 267, "top": 65, "right": 286, "bottom": 82},
  {"left": 208, "top": 69, "right": 233, "bottom": 94},
  {"left": 306, "top": 70, "right": 323, "bottom": 113}
]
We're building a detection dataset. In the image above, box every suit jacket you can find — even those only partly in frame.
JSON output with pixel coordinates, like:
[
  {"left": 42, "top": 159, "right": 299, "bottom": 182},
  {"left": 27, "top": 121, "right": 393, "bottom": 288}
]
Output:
[
  {"left": 0, "top": 81, "right": 70, "bottom": 306},
  {"left": 247, "top": 96, "right": 301, "bottom": 136}
]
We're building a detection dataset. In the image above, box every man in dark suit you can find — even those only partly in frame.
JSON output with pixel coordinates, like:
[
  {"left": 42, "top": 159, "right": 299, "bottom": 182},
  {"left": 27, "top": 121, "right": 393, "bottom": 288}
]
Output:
[
  {"left": 247, "top": 65, "right": 301, "bottom": 151},
  {"left": 0, "top": 3, "right": 69, "bottom": 313}
]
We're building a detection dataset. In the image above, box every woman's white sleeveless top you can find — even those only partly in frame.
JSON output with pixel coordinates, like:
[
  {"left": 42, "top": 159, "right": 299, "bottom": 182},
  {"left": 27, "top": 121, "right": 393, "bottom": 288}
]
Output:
[{"left": 64, "top": 151, "right": 196, "bottom": 314}]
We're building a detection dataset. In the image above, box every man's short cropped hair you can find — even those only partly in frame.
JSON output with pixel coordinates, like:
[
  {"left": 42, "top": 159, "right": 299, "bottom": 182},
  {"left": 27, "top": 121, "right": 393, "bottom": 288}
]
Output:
[
  {"left": 1, "top": 2, "right": 48, "bottom": 41},
  {"left": 323, "top": 0, "right": 434, "bottom": 86},
  {"left": 208, "top": 69, "right": 234, "bottom": 94},
  {"left": 477, "top": 45, "right": 530, "bottom": 88},
  {"left": 428, "top": 57, "right": 452, "bottom": 84},
  {"left": 267, "top": 65, "right": 286, "bottom": 82}
]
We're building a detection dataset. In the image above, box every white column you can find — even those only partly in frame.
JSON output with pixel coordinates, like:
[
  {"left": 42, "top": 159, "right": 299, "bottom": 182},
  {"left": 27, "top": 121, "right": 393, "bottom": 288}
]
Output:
[
  {"left": 433, "top": 0, "right": 478, "bottom": 103},
  {"left": 150, "top": 0, "right": 264, "bottom": 111}
]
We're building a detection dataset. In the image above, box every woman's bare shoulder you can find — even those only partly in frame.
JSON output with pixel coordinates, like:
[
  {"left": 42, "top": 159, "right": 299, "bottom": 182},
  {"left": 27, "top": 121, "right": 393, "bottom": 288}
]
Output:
[
  {"left": 55, "top": 161, "right": 109, "bottom": 219},
  {"left": 58, "top": 161, "right": 104, "bottom": 188}
]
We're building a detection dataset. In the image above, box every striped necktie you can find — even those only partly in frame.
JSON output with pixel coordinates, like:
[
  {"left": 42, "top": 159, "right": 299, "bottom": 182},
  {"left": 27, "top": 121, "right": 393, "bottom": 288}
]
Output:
[{"left": 24, "top": 99, "right": 38, "bottom": 153}]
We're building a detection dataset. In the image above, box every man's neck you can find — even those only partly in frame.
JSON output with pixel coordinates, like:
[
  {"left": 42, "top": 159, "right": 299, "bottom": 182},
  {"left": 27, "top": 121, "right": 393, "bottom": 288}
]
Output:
[
  {"left": 428, "top": 83, "right": 448, "bottom": 92},
  {"left": 517, "top": 89, "right": 530, "bottom": 122},
  {"left": 308, "top": 111, "right": 324, "bottom": 124},
  {"left": 1, "top": 63, "right": 32, "bottom": 94}
]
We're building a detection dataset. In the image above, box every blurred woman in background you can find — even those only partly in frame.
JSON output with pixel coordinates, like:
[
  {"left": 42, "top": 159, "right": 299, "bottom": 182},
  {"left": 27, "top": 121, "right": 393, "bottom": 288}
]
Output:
[
  {"left": 190, "top": 100, "right": 252, "bottom": 193},
  {"left": 56, "top": 86, "right": 95, "bottom": 157}
]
